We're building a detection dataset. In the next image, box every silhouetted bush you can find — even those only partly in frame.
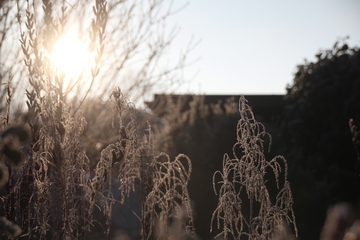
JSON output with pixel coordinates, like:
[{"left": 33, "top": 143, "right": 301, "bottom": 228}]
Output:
[{"left": 276, "top": 39, "right": 360, "bottom": 240}]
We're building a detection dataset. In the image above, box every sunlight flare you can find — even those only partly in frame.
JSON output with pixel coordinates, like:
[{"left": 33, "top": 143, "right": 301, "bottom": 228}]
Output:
[{"left": 51, "top": 31, "right": 90, "bottom": 77}]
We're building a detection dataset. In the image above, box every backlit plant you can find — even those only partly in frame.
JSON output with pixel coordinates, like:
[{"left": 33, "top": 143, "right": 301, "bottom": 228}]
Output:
[{"left": 211, "top": 96, "right": 297, "bottom": 240}]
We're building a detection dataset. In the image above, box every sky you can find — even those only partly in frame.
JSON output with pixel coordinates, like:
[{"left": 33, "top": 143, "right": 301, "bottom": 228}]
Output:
[{"left": 167, "top": 0, "right": 360, "bottom": 95}]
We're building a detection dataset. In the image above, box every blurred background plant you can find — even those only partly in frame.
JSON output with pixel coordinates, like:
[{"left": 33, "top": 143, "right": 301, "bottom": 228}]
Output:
[{"left": 0, "top": 124, "right": 29, "bottom": 239}]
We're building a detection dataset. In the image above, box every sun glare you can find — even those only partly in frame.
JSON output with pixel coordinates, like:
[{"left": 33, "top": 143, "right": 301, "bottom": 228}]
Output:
[{"left": 51, "top": 31, "right": 90, "bottom": 78}]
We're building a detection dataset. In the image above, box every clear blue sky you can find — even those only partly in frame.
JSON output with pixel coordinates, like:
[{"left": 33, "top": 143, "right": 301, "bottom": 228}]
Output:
[{"left": 168, "top": 0, "right": 360, "bottom": 95}]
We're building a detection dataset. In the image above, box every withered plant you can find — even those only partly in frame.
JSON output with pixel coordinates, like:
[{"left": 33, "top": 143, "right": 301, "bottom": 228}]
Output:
[
  {"left": 105, "top": 87, "right": 195, "bottom": 240},
  {"left": 211, "top": 96, "right": 297, "bottom": 240},
  {"left": 2, "top": 0, "right": 112, "bottom": 239},
  {"left": 143, "top": 153, "right": 193, "bottom": 240}
]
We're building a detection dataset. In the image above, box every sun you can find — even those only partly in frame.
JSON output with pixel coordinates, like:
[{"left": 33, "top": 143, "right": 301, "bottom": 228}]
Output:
[{"left": 51, "top": 31, "right": 90, "bottom": 78}]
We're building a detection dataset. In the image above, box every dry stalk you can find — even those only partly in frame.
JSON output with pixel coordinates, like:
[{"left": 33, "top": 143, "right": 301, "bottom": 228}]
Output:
[{"left": 211, "top": 96, "right": 297, "bottom": 240}]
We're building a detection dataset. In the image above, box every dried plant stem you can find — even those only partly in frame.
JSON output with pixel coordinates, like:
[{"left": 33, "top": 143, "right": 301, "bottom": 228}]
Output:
[
  {"left": 211, "top": 96, "right": 297, "bottom": 240},
  {"left": 108, "top": 88, "right": 195, "bottom": 240}
]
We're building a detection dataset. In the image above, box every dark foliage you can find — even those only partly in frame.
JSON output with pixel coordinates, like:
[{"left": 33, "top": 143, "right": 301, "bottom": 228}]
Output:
[
  {"left": 277, "top": 39, "right": 360, "bottom": 240},
  {"left": 0, "top": 125, "right": 29, "bottom": 238}
]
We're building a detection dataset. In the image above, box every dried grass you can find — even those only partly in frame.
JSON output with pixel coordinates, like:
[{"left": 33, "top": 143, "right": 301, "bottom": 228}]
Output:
[{"left": 211, "top": 96, "right": 297, "bottom": 240}]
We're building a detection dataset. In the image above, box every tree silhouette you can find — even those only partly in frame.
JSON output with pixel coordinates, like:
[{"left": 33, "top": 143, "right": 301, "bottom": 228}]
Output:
[{"left": 277, "top": 38, "right": 360, "bottom": 240}]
